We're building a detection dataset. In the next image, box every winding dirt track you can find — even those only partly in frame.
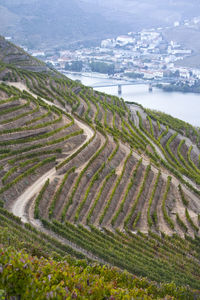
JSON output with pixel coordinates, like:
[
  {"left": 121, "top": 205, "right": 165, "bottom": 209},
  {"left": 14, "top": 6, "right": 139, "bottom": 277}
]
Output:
[
  {"left": 12, "top": 168, "right": 56, "bottom": 223},
  {"left": 6, "top": 82, "right": 94, "bottom": 222},
  {"left": 3, "top": 81, "right": 199, "bottom": 245},
  {"left": 3, "top": 82, "right": 108, "bottom": 262}
]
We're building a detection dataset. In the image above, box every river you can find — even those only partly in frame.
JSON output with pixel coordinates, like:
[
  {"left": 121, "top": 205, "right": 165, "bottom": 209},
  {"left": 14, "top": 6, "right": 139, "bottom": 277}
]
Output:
[{"left": 65, "top": 72, "right": 200, "bottom": 126}]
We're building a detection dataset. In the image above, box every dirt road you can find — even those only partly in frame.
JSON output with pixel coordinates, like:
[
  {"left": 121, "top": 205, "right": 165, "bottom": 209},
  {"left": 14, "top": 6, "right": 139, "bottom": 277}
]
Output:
[
  {"left": 6, "top": 81, "right": 94, "bottom": 221},
  {"left": 4, "top": 81, "right": 200, "bottom": 241},
  {"left": 11, "top": 168, "right": 56, "bottom": 223}
]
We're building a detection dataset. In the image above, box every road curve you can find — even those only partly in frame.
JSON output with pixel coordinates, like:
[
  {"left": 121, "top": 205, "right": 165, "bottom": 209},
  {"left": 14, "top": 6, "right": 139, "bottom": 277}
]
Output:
[
  {"left": 11, "top": 168, "right": 56, "bottom": 223},
  {"left": 7, "top": 81, "right": 94, "bottom": 220},
  {"left": 6, "top": 81, "right": 106, "bottom": 262},
  {"left": 4, "top": 81, "right": 200, "bottom": 250}
]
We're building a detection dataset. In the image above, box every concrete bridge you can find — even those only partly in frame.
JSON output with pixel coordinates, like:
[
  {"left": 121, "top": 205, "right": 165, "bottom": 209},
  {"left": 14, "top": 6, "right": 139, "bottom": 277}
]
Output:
[
  {"left": 90, "top": 80, "right": 148, "bottom": 88},
  {"left": 90, "top": 80, "right": 155, "bottom": 94}
]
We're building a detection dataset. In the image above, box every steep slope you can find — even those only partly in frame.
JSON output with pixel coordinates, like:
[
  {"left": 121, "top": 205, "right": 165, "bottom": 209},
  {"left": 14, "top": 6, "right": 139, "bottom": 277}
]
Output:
[
  {"left": 0, "top": 42, "right": 200, "bottom": 293},
  {"left": 0, "top": 36, "right": 50, "bottom": 72}
]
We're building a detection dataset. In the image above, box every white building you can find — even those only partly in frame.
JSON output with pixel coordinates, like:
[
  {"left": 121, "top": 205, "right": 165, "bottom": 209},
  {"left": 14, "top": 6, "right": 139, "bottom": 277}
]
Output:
[
  {"left": 171, "top": 49, "right": 192, "bottom": 55},
  {"left": 32, "top": 51, "right": 45, "bottom": 57},
  {"left": 140, "top": 31, "right": 160, "bottom": 42},
  {"left": 101, "top": 39, "right": 116, "bottom": 48},
  {"left": 193, "top": 17, "right": 200, "bottom": 25},
  {"left": 192, "top": 69, "right": 200, "bottom": 79},
  {"left": 116, "top": 35, "right": 135, "bottom": 46},
  {"left": 174, "top": 21, "right": 180, "bottom": 27},
  {"left": 179, "top": 68, "right": 190, "bottom": 79},
  {"left": 170, "top": 41, "right": 181, "bottom": 48},
  {"left": 153, "top": 71, "right": 164, "bottom": 78}
]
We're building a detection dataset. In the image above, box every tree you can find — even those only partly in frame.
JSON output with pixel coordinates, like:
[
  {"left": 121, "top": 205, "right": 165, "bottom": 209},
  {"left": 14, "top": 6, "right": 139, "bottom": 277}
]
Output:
[
  {"left": 89, "top": 62, "right": 115, "bottom": 75},
  {"left": 65, "top": 61, "right": 83, "bottom": 72}
]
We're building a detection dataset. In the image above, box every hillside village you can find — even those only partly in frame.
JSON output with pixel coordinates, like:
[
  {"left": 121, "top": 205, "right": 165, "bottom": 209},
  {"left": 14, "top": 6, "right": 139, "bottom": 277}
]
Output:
[
  {"left": 31, "top": 30, "right": 193, "bottom": 80},
  {"left": 19, "top": 17, "right": 200, "bottom": 85}
]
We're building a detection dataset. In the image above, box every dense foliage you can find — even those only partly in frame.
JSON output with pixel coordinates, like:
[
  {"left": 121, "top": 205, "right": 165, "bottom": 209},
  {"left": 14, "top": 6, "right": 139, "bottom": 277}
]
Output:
[
  {"left": 90, "top": 62, "right": 115, "bottom": 75},
  {"left": 0, "top": 247, "right": 197, "bottom": 300}
]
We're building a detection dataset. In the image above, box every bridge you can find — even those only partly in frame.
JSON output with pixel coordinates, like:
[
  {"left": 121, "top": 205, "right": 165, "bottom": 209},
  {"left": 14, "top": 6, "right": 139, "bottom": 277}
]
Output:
[
  {"left": 90, "top": 80, "right": 156, "bottom": 94},
  {"left": 90, "top": 80, "right": 150, "bottom": 88},
  {"left": 60, "top": 70, "right": 173, "bottom": 95},
  {"left": 90, "top": 78, "right": 174, "bottom": 94}
]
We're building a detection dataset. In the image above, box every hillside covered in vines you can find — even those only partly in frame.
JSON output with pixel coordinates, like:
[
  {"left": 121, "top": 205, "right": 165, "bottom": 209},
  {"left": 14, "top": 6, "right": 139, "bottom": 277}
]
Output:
[{"left": 0, "top": 36, "right": 200, "bottom": 298}]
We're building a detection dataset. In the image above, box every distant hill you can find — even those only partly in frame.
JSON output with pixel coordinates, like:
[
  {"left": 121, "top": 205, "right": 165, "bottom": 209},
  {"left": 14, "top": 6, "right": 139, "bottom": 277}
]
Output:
[
  {"left": 0, "top": 0, "right": 127, "bottom": 50},
  {"left": 163, "top": 24, "right": 200, "bottom": 68},
  {"left": 81, "top": 0, "right": 200, "bottom": 29},
  {"left": 1, "top": 0, "right": 200, "bottom": 51},
  {"left": 82, "top": 0, "right": 200, "bottom": 68}
]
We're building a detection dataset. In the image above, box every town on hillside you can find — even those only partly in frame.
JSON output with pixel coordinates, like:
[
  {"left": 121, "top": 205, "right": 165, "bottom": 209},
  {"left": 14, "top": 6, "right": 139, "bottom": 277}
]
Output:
[{"left": 6, "top": 16, "right": 200, "bottom": 89}]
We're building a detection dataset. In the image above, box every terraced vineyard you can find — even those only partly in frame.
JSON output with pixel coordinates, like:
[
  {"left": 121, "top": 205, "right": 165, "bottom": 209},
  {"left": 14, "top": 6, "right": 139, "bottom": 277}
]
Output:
[{"left": 0, "top": 37, "right": 200, "bottom": 296}]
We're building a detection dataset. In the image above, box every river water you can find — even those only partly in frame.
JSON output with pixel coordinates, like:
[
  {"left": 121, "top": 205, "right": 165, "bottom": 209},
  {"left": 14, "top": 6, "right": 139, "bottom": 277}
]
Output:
[{"left": 65, "top": 72, "right": 200, "bottom": 126}]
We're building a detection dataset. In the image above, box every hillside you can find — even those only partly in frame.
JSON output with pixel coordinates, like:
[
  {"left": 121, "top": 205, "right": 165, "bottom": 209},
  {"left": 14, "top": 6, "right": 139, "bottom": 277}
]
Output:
[
  {"left": 1, "top": 243, "right": 196, "bottom": 299},
  {"left": 1, "top": 0, "right": 200, "bottom": 50},
  {"left": 0, "top": 39, "right": 200, "bottom": 298},
  {"left": 163, "top": 24, "right": 200, "bottom": 68},
  {"left": 0, "top": 36, "right": 51, "bottom": 72},
  {"left": 81, "top": 0, "right": 200, "bottom": 28},
  {"left": 0, "top": 0, "right": 127, "bottom": 49}
]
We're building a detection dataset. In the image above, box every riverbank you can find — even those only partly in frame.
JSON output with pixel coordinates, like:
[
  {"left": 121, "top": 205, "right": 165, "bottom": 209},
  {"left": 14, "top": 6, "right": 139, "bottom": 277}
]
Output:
[
  {"left": 157, "top": 83, "right": 200, "bottom": 94},
  {"left": 64, "top": 72, "right": 200, "bottom": 126}
]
